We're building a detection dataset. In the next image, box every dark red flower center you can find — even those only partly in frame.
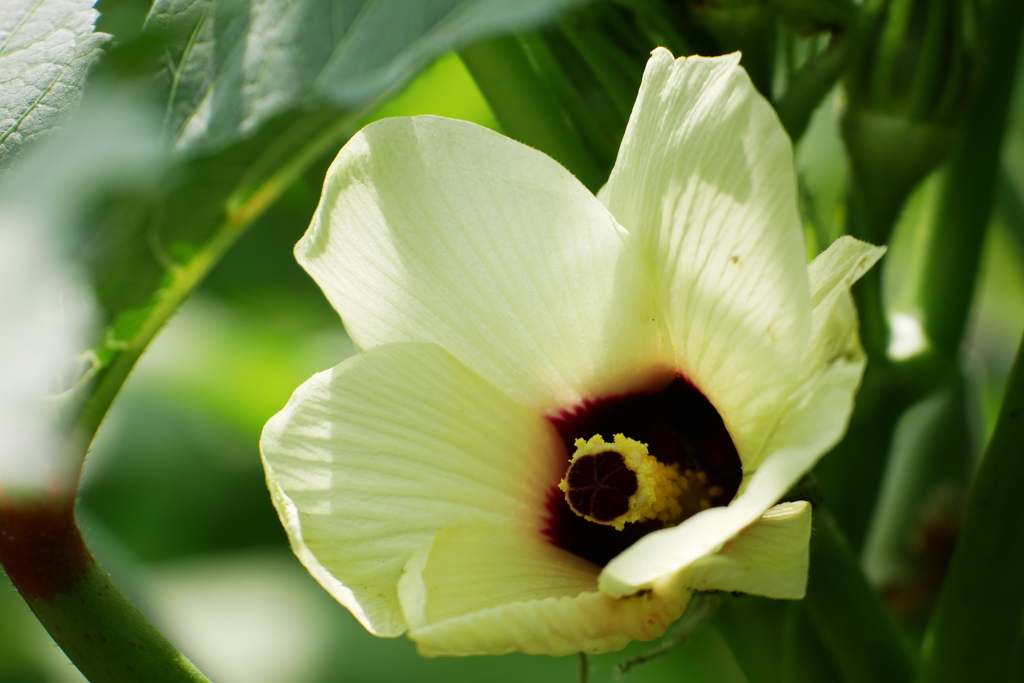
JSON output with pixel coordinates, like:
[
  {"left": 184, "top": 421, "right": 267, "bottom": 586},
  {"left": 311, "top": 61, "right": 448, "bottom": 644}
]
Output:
[{"left": 544, "top": 371, "right": 742, "bottom": 567}]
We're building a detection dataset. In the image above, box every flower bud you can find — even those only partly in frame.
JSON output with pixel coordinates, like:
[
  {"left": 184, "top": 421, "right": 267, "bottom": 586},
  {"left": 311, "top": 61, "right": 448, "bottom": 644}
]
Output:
[{"left": 842, "top": 0, "right": 977, "bottom": 240}]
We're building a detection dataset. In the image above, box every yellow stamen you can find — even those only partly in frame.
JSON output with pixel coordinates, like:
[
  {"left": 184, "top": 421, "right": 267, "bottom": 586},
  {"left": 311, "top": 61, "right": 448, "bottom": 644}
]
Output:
[{"left": 557, "top": 434, "right": 687, "bottom": 531}]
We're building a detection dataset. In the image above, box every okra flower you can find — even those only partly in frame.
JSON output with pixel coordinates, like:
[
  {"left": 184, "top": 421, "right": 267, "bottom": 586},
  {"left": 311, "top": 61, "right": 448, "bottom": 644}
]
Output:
[{"left": 261, "top": 48, "right": 882, "bottom": 657}]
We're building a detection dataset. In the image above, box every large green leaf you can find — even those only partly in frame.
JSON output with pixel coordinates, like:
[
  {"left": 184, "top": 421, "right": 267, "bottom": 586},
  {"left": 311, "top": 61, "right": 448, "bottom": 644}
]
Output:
[
  {"left": 0, "top": 0, "right": 109, "bottom": 166},
  {"left": 147, "top": 0, "right": 588, "bottom": 154},
  {"left": 73, "top": 0, "right": 590, "bottom": 454}
]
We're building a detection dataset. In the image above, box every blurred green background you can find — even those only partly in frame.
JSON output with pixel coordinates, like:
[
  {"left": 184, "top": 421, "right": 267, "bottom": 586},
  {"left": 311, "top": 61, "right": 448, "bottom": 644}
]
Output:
[{"left": 3, "top": 0, "right": 1024, "bottom": 681}]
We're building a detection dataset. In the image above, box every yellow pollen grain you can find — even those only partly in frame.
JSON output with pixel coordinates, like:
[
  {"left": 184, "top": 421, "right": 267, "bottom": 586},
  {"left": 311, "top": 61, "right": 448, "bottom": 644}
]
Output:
[{"left": 558, "top": 433, "right": 688, "bottom": 531}]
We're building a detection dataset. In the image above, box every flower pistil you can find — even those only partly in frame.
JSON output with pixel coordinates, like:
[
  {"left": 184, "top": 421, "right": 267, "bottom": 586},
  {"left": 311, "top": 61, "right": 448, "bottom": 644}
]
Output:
[{"left": 558, "top": 433, "right": 693, "bottom": 531}]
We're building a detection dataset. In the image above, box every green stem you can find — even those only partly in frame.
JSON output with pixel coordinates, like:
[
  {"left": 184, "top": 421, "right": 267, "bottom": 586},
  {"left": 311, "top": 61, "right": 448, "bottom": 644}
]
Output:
[
  {"left": 915, "top": 329, "right": 1024, "bottom": 683},
  {"left": 822, "top": 0, "right": 963, "bottom": 538},
  {"left": 19, "top": 112, "right": 360, "bottom": 678},
  {"left": 804, "top": 507, "right": 916, "bottom": 683},
  {"left": 774, "top": 0, "right": 885, "bottom": 142},
  {"left": 775, "top": 30, "right": 852, "bottom": 141},
  {"left": 65, "top": 111, "right": 359, "bottom": 481},
  {"left": 871, "top": 0, "right": 913, "bottom": 109},
  {"left": 0, "top": 496, "right": 209, "bottom": 682},
  {"left": 459, "top": 35, "right": 605, "bottom": 191},
  {"left": 917, "top": 0, "right": 1024, "bottom": 355}
]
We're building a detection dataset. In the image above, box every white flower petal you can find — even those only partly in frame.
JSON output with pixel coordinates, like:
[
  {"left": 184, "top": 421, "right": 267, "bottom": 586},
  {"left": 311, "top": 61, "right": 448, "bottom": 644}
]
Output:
[
  {"left": 298, "top": 115, "right": 662, "bottom": 410},
  {"left": 260, "top": 342, "right": 561, "bottom": 637},
  {"left": 400, "top": 523, "right": 688, "bottom": 656},
  {"left": 676, "top": 501, "right": 812, "bottom": 599},
  {"left": 748, "top": 236, "right": 886, "bottom": 472},
  {"left": 599, "top": 48, "right": 812, "bottom": 463},
  {"left": 398, "top": 523, "right": 599, "bottom": 628},
  {"left": 600, "top": 238, "right": 881, "bottom": 597},
  {"left": 806, "top": 236, "right": 886, "bottom": 310}
]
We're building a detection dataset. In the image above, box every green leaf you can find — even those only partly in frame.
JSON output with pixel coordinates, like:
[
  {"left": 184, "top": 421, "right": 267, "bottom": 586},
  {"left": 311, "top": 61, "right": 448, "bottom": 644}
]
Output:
[
  {"left": 146, "top": 0, "right": 590, "bottom": 155},
  {"left": 916, "top": 327, "right": 1024, "bottom": 683},
  {"left": 0, "top": 0, "right": 110, "bottom": 166},
  {"left": 804, "top": 507, "right": 917, "bottom": 683}
]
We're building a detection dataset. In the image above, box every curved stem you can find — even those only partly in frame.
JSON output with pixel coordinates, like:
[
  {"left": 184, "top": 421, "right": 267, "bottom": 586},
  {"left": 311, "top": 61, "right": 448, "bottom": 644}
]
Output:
[
  {"left": 7, "top": 105, "right": 362, "bottom": 681},
  {"left": 65, "top": 111, "right": 359, "bottom": 482},
  {"left": 0, "top": 495, "right": 210, "bottom": 682}
]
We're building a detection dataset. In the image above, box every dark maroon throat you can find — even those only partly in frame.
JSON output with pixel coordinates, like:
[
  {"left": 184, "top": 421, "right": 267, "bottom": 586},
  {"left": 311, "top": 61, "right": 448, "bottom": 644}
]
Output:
[{"left": 544, "top": 372, "right": 741, "bottom": 567}]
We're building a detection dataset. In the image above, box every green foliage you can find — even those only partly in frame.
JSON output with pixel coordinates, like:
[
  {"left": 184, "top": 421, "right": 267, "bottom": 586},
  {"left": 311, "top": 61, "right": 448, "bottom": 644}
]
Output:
[
  {"left": 144, "top": 0, "right": 590, "bottom": 155},
  {"left": 0, "top": 0, "right": 110, "bottom": 166}
]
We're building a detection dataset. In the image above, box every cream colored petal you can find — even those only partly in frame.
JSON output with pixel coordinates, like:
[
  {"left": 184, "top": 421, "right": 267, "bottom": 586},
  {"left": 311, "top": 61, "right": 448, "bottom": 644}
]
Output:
[
  {"left": 260, "top": 342, "right": 561, "bottom": 637},
  {"left": 600, "top": 238, "right": 882, "bottom": 597},
  {"left": 398, "top": 523, "right": 600, "bottom": 629},
  {"left": 599, "top": 48, "right": 811, "bottom": 464},
  {"left": 677, "top": 501, "right": 812, "bottom": 599},
  {"left": 806, "top": 236, "right": 886, "bottom": 310},
  {"left": 747, "top": 236, "right": 886, "bottom": 472},
  {"left": 410, "top": 590, "right": 690, "bottom": 657},
  {"left": 298, "top": 115, "right": 662, "bottom": 411},
  {"left": 401, "top": 523, "right": 689, "bottom": 656}
]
